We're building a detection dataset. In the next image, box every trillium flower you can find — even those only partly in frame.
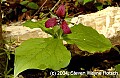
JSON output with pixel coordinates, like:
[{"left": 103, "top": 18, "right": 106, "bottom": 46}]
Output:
[{"left": 45, "top": 4, "right": 71, "bottom": 34}]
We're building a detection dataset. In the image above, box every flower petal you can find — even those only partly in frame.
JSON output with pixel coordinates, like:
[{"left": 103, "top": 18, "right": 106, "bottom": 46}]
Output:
[
  {"left": 45, "top": 18, "right": 57, "bottom": 28},
  {"left": 61, "top": 20, "right": 71, "bottom": 34},
  {"left": 56, "top": 5, "right": 66, "bottom": 18}
]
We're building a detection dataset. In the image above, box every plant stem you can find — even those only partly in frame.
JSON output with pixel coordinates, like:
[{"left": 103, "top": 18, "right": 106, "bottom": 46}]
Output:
[{"left": 4, "top": 56, "right": 8, "bottom": 78}]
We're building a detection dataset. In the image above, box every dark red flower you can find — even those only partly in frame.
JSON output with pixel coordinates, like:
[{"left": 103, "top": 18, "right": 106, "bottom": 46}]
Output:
[
  {"left": 61, "top": 20, "right": 71, "bottom": 34},
  {"left": 45, "top": 18, "right": 57, "bottom": 28},
  {"left": 45, "top": 4, "right": 71, "bottom": 34},
  {"left": 56, "top": 5, "right": 66, "bottom": 18}
]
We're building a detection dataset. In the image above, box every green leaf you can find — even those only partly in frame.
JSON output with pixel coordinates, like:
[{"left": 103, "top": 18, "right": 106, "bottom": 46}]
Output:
[
  {"left": 115, "top": 64, "right": 120, "bottom": 73},
  {"left": 23, "top": 20, "right": 54, "bottom": 36},
  {"left": 14, "top": 38, "right": 71, "bottom": 77},
  {"left": 20, "top": 1, "right": 29, "bottom": 5},
  {"left": 23, "top": 20, "right": 41, "bottom": 28},
  {"left": 27, "top": 2, "right": 38, "bottom": 9},
  {"left": 22, "top": 8, "right": 27, "bottom": 12},
  {"left": 95, "top": 3, "right": 103, "bottom": 11},
  {"left": 83, "top": 0, "right": 93, "bottom": 5},
  {"left": 65, "top": 24, "right": 112, "bottom": 53}
]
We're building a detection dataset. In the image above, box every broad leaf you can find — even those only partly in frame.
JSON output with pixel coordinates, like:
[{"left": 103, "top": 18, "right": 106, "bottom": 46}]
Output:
[
  {"left": 20, "top": 1, "right": 29, "bottom": 5},
  {"left": 83, "top": 0, "right": 93, "bottom": 5},
  {"left": 27, "top": 2, "right": 38, "bottom": 10},
  {"left": 115, "top": 64, "right": 120, "bottom": 73},
  {"left": 95, "top": 3, "right": 103, "bottom": 11},
  {"left": 23, "top": 20, "right": 41, "bottom": 28},
  {"left": 23, "top": 20, "right": 54, "bottom": 36},
  {"left": 65, "top": 24, "right": 112, "bottom": 53},
  {"left": 22, "top": 8, "right": 27, "bottom": 12},
  {"left": 14, "top": 38, "right": 71, "bottom": 77}
]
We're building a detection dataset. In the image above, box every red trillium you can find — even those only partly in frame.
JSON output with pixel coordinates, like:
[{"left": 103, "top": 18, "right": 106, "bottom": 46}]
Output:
[{"left": 45, "top": 4, "right": 71, "bottom": 34}]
